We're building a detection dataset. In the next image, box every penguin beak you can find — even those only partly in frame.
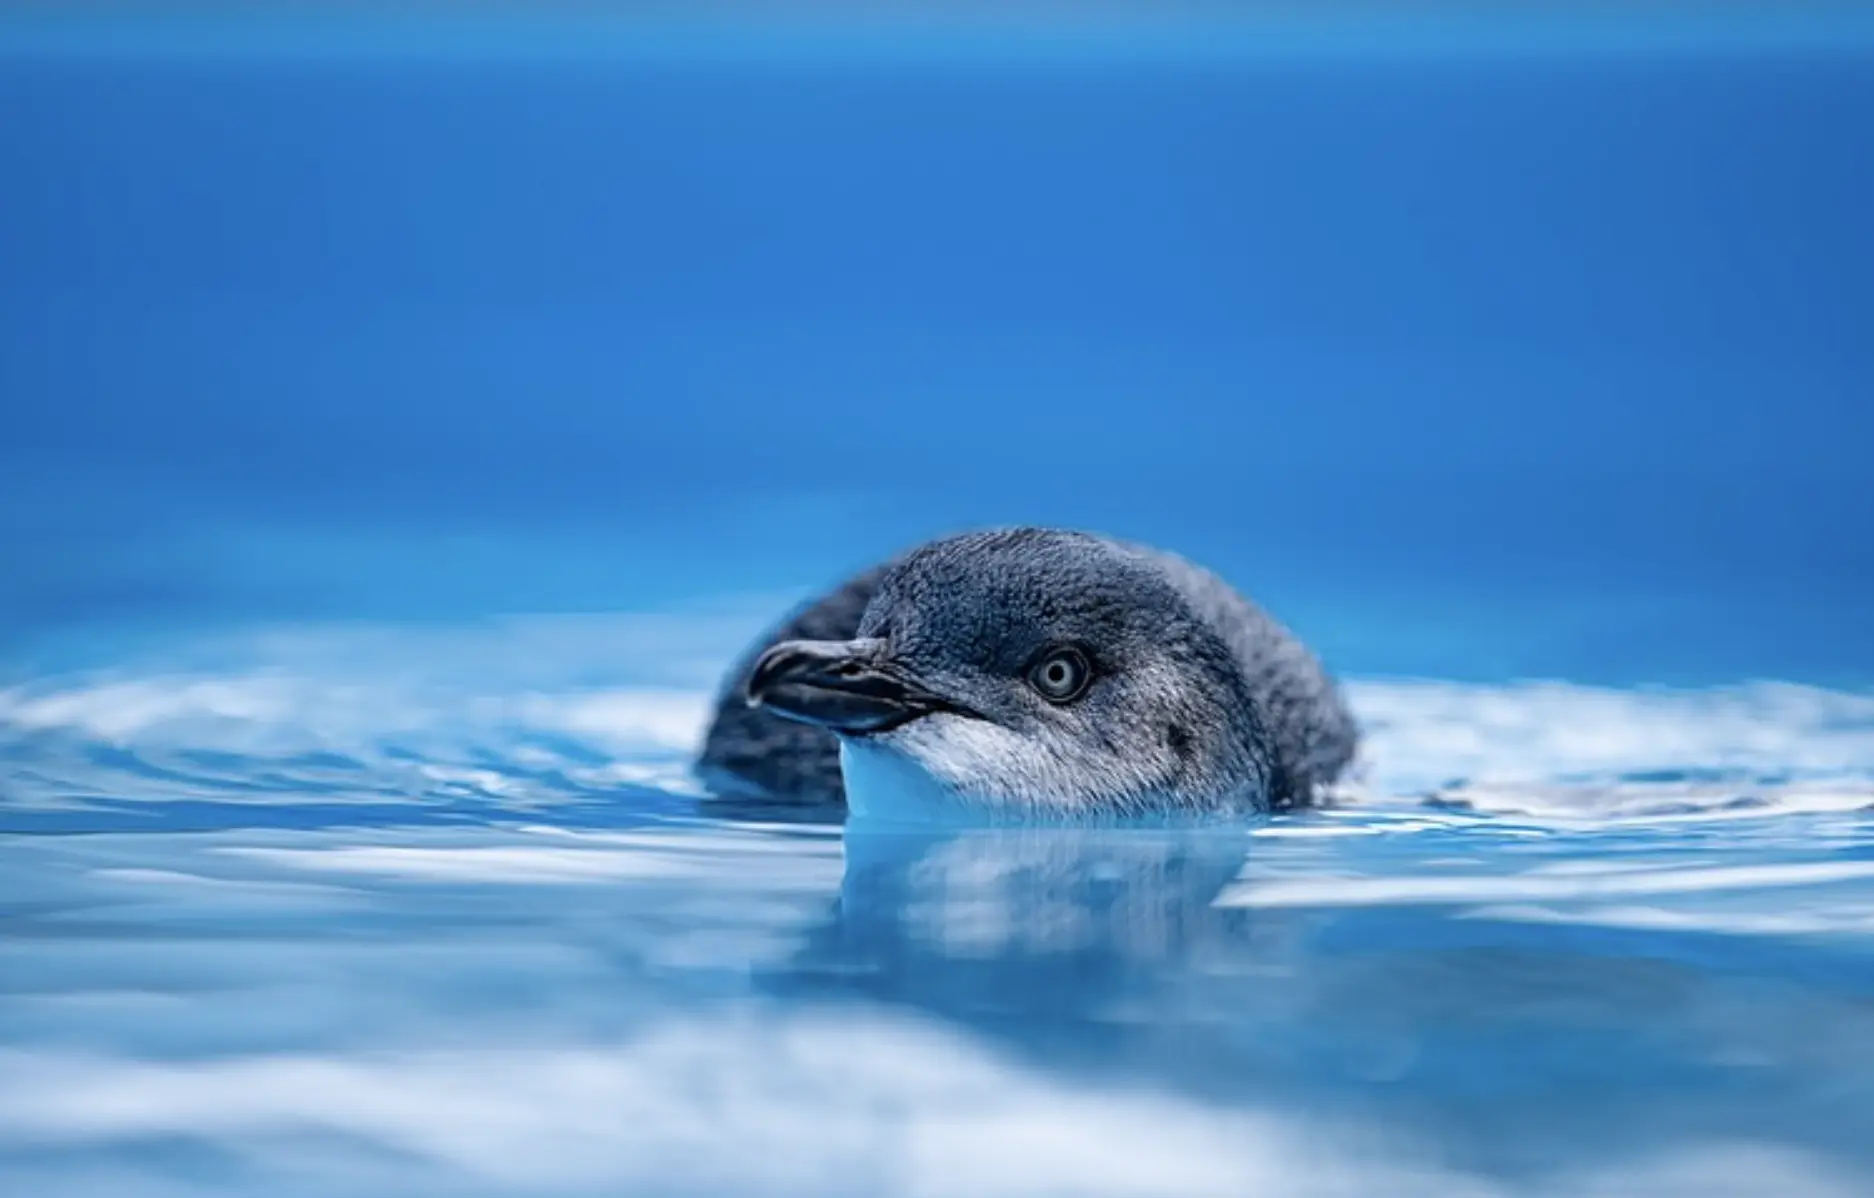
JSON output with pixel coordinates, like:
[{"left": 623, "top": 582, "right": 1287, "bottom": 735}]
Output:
[{"left": 745, "top": 638, "right": 957, "bottom": 735}]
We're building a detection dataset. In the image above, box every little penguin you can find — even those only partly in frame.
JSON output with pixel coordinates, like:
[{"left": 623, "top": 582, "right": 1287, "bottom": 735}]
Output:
[{"left": 696, "top": 528, "right": 1357, "bottom": 817}]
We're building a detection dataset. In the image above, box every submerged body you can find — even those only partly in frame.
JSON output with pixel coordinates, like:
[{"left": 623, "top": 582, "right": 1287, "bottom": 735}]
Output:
[{"left": 698, "top": 529, "right": 1356, "bottom": 816}]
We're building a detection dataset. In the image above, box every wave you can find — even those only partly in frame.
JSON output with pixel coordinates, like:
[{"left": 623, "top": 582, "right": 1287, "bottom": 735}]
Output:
[
  {"left": 3, "top": 618, "right": 1872, "bottom": 825},
  {"left": 1, "top": 1004, "right": 1863, "bottom": 1198}
]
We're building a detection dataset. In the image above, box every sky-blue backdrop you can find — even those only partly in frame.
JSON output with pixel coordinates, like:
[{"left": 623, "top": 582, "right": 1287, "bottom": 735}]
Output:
[{"left": 3, "top": 8, "right": 1870, "bottom": 684}]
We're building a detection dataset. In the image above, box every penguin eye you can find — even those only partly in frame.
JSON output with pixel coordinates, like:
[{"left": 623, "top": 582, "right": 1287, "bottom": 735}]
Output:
[{"left": 1027, "top": 647, "right": 1091, "bottom": 703}]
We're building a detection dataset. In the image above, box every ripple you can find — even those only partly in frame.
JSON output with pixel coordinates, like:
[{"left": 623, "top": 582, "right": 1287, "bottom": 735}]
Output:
[
  {"left": 2, "top": 1008, "right": 1864, "bottom": 1198},
  {"left": 3, "top": 621, "right": 1873, "bottom": 825}
]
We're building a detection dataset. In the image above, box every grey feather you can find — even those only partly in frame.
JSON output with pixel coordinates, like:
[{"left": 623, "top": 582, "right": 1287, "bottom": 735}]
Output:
[{"left": 696, "top": 529, "right": 1357, "bottom": 813}]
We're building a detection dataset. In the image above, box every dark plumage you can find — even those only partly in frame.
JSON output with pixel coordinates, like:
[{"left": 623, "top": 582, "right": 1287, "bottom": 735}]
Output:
[
  {"left": 697, "top": 529, "right": 1357, "bottom": 815},
  {"left": 696, "top": 565, "right": 884, "bottom": 802}
]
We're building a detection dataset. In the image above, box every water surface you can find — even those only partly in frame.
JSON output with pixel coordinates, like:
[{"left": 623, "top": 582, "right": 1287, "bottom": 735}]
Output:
[{"left": 4, "top": 6, "right": 1873, "bottom": 1195}]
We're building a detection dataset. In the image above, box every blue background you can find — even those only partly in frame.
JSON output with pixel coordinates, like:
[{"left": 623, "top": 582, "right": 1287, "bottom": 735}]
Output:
[{"left": 4, "top": 7, "right": 1871, "bottom": 684}]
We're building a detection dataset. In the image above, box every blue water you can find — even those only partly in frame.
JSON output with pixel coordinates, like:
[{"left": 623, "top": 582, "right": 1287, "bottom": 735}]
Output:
[{"left": 5, "top": 6, "right": 1874, "bottom": 1195}]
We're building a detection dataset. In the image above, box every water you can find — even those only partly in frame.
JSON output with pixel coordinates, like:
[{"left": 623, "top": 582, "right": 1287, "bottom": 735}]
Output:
[{"left": 5, "top": 6, "right": 1874, "bottom": 1196}]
